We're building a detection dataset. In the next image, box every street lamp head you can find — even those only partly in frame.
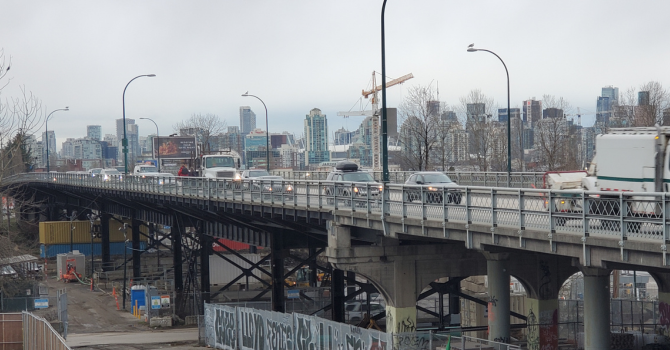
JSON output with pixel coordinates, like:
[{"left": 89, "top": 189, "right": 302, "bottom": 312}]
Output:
[
  {"left": 147, "top": 74, "right": 156, "bottom": 77},
  {"left": 242, "top": 91, "right": 249, "bottom": 97},
  {"left": 64, "top": 106, "right": 69, "bottom": 111}
]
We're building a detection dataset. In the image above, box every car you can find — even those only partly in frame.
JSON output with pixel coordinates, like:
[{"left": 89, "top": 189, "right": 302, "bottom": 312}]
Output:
[
  {"left": 87, "top": 168, "right": 103, "bottom": 177},
  {"left": 100, "top": 168, "right": 123, "bottom": 181},
  {"left": 323, "top": 161, "right": 382, "bottom": 205},
  {"left": 345, "top": 301, "right": 385, "bottom": 325},
  {"left": 241, "top": 170, "right": 294, "bottom": 197},
  {"left": 404, "top": 172, "right": 462, "bottom": 204}
]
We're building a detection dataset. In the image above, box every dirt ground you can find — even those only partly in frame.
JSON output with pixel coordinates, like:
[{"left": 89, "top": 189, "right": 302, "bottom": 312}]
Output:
[{"left": 34, "top": 273, "right": 202, "bottom": 349}]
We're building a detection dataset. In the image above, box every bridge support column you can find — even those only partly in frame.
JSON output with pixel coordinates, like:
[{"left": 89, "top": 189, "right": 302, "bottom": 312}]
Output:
[
  {"left": 486, "top": 255, "right": 510, "bottom": 343},
  {"left": 271, "top": 230, "right": 285, "bottom": 313},
  {"left": 101, "top": 213, "right": 111, "bottom": 271},
  {"left": 648, "top": 272, "right": 670, "bottom": 329},
  {"left": 582, "top": 267, "right": 611, "bottom": 350},
  {"left": 173, "top": 216, "right": 183, "bottom": 298},
  {"left": 385, "top": 258, "right": 417, "bottom": 333},
  {"left": 511, "top": 254, "right": 576, "bottom": 350},
  {"left": 132, "top": 217, "right": 141, "bottom": 278}
]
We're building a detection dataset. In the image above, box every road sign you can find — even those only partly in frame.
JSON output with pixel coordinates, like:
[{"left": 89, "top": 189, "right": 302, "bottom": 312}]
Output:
[
  {"left": 151, "top": 296, "right": 161, "bottom": 310},
  {"left": 34, "top": 299, "right": 49, "bottom": 309},
  {"left": 287, "top": 289, "right": 300, "bottom": 299}
]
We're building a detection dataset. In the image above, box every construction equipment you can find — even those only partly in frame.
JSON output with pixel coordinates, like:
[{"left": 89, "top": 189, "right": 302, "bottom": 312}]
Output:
[
  {"left": 338, "top": 71, "right": 413, "bottom": 170},
  {"left": 60, "top": 260, "right": 81, "bottom": 283}
]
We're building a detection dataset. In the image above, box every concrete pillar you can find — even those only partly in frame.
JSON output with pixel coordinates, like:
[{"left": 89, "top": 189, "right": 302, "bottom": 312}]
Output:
[
  {"left": 487, "top": 257, "right": 510, "bottom": 343},
  {"left": 327, "top": 221, "right": 351, "bottom": 249},
  {"left": 650, "top": 272, "right": 670, "bottom": 329},
  {"left": 386, "top": 258, "right": 418, "bottom": 333},
  {"left": 583, "top": 268, "right": 611, "bottom": 350},
  {"left": 271, "top": 230, "right": 285, "bottom": 313},
  {"left": 173, "top": 217, "right": 183, "bottom": 295},
  {"left": 526, "top": 298, "right": 559, "bottom": 350}
]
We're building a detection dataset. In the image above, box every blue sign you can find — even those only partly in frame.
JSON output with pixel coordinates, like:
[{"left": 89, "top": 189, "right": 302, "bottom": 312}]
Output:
[
  {"left": 34, "top": 299, "right": 49, "bottom": 309},
  {"left": 287, "top": 289, "right": 300, "bottom": 299},
  {"left": 151, "top": 295, "right": 161, "bottom": 309}
]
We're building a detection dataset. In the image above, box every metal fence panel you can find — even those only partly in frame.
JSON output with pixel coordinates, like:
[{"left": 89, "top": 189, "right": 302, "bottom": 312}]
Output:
[
  {"left": 22, "top": 312, "right": 71, "bottom": 350},
  {"left": 0, "top": 313, "right": 22, "bottom": 350}
]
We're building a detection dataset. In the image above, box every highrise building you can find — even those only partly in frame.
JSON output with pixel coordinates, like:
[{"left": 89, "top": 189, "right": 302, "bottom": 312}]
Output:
[
  {"left": 497, "top": 108, "right": 521, "bottom": 123},
  {"left": 522, "top": 100, "right": 542, "bottom": 125},
  {"left": 427, "top": 101, "right": 441, "bottom": 117},
  {"left": 543, "top": 108, "right": 564, "bottom": 119},
  {"left": 334, "top": 128, "right": 355, "bottom": 146},
  {"left": 87, "top": 125, "right": 102, "bottom": 141},
  {"left": 116, "top": 118, "right": 135, "bottom": 162},
  {"left": 596, "top": 86, "right": 619, "bottom": 124},
  {"left": 639, "top": 91, "right": 650, "bottom": 106},
  {"left": 41, "top": 130, "right": 57, "bottom": 165},
  {"left": 466, "top": 103, "right": 486, "bottom": 121},
  {"left": 74, "top": 138, "right": 102, "bottom": 160},
  {"left": 304, "top": 108, "right": 329, "bottom": 166},
  {"left": 127, "top": 124, "right": 140, "bottom": 162},
  {"left": 61, "top": 138, "right": 76, "bottom": 159},
  {"left": 239, "top": 106, "right": 256, "bottom": 135},
  {"left": 602, "top": 86, "right": 619, "bottom": 101}
]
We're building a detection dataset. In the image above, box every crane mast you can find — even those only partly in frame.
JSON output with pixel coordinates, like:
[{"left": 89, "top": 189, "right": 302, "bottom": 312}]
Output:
[{"left": 338, "top": 71, "right": 413, "bottom": 170}]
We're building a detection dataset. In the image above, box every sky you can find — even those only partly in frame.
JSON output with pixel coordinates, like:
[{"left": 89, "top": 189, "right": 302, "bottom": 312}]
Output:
[{"left": 2, "top": 0, "right": 669, "bottom": 152}]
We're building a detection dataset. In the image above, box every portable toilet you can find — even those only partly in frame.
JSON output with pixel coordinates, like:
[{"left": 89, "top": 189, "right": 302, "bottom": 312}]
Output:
[{"left": 130, "top": 285, "right": 147, "bottom": 314}]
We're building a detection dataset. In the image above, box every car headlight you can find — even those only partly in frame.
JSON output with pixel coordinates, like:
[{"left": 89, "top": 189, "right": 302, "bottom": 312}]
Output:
[
  {"left": 234, "top": 174, "right": 241, "bottom": 180},
  {"left": 428, "top": 186, "right": 438, "bottom": 191},
  {"left": 378, "top": 185, "right": 383, "bottom": 191},
  {"left": 286, "top": 185, "right": 293, "bottom": 192},
  {"left": 353, "top": 187, "right": 359, "bottom": 193}
]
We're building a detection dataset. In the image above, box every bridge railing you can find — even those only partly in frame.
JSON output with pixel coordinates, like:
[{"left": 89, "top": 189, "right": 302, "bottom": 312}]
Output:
[
  {"left": 9, "top": 173, "right": 670, "bottom": 244},
  {"left": 271, "top": 170, "right": 546, "bottom": 188}
]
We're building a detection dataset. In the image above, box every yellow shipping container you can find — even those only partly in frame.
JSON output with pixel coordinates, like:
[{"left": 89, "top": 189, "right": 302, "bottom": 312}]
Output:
[{"left": 39, "top": 220, "right": 149, "bottom": 245}]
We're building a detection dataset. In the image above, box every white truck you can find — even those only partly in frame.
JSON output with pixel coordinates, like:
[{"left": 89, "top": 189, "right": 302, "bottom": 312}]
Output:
[
  {"left": 579, "top": 127, "right": 670, "bottom": 216},
  {"left": 199, "top": 151, "right": 242, "bottom": 180}
]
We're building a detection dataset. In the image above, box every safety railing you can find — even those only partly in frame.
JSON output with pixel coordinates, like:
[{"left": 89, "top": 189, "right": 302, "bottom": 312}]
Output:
[
  {"left": 22, "top": 311, "right": 71, "bottom": 350},
  {"left": 7, "top": 173, "right": 670, "bottom": 244},
  {"left": 270, "top": 170, "right": 545, "bottom": 187}
]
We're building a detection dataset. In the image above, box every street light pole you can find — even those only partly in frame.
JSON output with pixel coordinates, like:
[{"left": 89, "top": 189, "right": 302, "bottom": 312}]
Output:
[
  {"left": 381, "top": 0, "right": 389, "bottom": 183},
  {"left": 139, "top": 117, "right": 160, "bottom": 172},
  {"left": 467, "top": 44, "right": 511, "bottom": 187},
  {"left": 242, "top": 93, "right": 270, "bottom": 172},
  {"left": 45, "top": 107, "right": 69, "bottom": 172},
  {"left": 122, "top": 74, "right": 156, "bottom": 175}
]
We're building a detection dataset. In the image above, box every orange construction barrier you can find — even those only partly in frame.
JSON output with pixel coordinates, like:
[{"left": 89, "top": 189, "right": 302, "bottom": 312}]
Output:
[{"left": 113, "top": 287, "right": 119, "bottom": 310}]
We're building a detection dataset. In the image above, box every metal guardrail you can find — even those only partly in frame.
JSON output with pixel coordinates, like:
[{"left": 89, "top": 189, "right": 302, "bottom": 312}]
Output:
[
  {"left": 270, "top": 170, "right": 546, "bottom": 188},
  {"left": 7, "top": 173, "right": 670, "bottom": 245},
  {"left": 22, "top": 311, "right": 71, "bottom": 350}
]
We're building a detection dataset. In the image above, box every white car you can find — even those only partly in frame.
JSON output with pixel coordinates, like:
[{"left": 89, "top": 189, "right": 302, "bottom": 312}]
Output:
[
  {"left": 88, "top": 168, "right": 103, "bottom": 177},
  {"left": 345, "top": 301, "right": 385, "bottom": 325},
  {"left": 100, "top": 168, "right": 123, "bottom": 181}
]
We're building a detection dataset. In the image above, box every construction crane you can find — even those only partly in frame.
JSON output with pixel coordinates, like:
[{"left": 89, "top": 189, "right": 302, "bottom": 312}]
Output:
[{"left": 338, "top": 71, "right": 414, "bottom": 170}]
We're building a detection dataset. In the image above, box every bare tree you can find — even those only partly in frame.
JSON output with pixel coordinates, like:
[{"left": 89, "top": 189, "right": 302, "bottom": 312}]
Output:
[
  {"left": 458, "top": 90, "right": 500, "bottom": 171},
  {"left": 633, "top": 81, "right": 670, "bottom": 127},
  {"left": 397, "top": 85, "right": 441, "bottom": 171},
  {"left": 534, "top": 95, "right": 572, "bottom": 170},
  {"left": 173, "top": 113, "right": 227, "bottom": 152}
]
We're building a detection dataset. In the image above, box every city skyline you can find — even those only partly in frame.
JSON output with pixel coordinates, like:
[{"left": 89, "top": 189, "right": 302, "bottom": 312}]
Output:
[{"left": 2, "top": 1, "right": 669, "bottom": 149}]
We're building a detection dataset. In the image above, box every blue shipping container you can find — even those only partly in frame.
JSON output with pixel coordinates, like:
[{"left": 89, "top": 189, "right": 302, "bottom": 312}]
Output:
[{"left": 40, "top": 242, "right": 147, "bottom": 258}]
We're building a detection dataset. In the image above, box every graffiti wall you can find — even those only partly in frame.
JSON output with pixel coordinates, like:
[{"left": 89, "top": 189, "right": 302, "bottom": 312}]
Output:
[{"left": 205, "top": 303, "right": 391, "bottom": 350}]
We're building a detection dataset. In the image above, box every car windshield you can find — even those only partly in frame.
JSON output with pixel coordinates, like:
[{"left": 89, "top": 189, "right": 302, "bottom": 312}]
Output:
[
  {"left": 89, "top": 169, "right": 102, "bottom": 174},
  {"left": 342, "top": 172, "right": 375, "bottom": 182},
  {"left": 422, "top": 173, "right": 453, "bottom": 183},
  {"left": 249, "top": 170, "right": 270, "bottom": 177},
  {"left": 206, "top": 156, "right": 235, "bottom": 168},
  {"left": 138, "top": 166, "right": 158, "bottom": 173},
  {"left": 104, "top": 169, "right": 121, "bottom": 175}
]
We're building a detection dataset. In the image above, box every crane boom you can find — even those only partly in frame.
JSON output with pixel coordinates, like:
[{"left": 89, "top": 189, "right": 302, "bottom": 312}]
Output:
[
  {"left": 362, "top": 73, "right": 414, "bottom": 98},
  {"left": 338, "top": 71, "right": 413, "bottom": 171}
]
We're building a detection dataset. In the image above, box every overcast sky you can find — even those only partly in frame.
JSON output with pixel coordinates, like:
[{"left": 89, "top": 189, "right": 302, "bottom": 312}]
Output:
[{"left": 2, "top": 0, "right": 669, "bottom": 151}]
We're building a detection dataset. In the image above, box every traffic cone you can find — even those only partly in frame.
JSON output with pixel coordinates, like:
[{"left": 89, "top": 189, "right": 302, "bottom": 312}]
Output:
[{"left": 113, "top": 287, "right": 119, "bottom": 310}]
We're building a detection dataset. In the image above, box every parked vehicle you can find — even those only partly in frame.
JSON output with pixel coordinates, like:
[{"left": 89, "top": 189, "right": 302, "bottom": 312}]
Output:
[
  {"left": 323, "top": 161, "right": 382, "bottom": 204},
  {"left": 241, "top": 170, "right": 294, "bottom": 198},
  {"left": 345, "top": 301, "right": 385, "bottom": 325},
  {"left": 404, "top": 172, "right": 462, "bottom": 204}
]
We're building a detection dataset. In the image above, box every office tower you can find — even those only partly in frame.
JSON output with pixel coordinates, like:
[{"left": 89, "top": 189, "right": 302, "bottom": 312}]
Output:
[
  {"left": 74, "top": 138, "right": 102, "bottom": 159},
  {"left": 127, "top": 123, "right": 140, "bottom": 162},
  {"left": 239, "top": 106, "right": 256, "bottom": 135},
  {"left": 639, "top": 91, "right": 650, "bottom": 106},
  {"left": 304, "top": 108, "right": 329, "bottom": 165},
  {"left": 116, "top": 118, "right": 135, "bottom": 162},
  {"left": 467, "top": 103, "right": 486, "bottom": 121},
  {"left": 61, "top": 138, "right": 76, "bottom": 159},
  {"left": 543, "top": 108, "right": 564, "bottom": 119},
  {"left": 427, "top": 101, "right": 440, "bottom": 117},
  {"left": 334, "top": 128, "right": 355, "bottom": 146},
  {"left": 602, "top": 86, "right": 619, "bottom": 102},
  {"left": 597, "top": 86, "right": 619, "bottom": 124},
  {"left": 497, "top": 108, "right": 521, "bottom": 123},
  {"left": 41, "top": 130, "right": 56, "bottom": 165},
  {"left": 87, "top": 125, "right": 102, "bottom": 141},
  {"left": 522, "top": 100, "right": 542, "bottom": 125}
]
